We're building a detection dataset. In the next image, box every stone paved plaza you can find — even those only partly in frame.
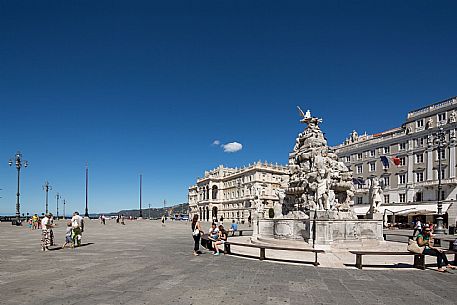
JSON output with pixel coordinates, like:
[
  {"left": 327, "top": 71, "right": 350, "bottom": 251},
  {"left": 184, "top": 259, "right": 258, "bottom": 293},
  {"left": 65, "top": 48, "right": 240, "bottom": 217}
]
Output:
[{"left": 1, "top": 220, "right": 456, "bottom": 305}]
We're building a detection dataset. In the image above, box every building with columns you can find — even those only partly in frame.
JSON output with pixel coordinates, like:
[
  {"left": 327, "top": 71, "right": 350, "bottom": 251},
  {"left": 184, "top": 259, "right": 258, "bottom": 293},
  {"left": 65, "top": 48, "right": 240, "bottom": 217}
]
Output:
[
  {"left": 333, "top": 96, "right": 457, "bottom": 227},
  {"left": 188, "top": 161, "right": 288, "bottom": 223}
]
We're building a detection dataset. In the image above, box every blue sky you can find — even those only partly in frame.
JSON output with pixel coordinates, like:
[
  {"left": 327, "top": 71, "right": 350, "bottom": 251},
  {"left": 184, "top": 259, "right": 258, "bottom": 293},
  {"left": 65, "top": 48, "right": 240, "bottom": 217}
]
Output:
[{"left": 1, "top": 1, "right": 456, "bottom": 215}]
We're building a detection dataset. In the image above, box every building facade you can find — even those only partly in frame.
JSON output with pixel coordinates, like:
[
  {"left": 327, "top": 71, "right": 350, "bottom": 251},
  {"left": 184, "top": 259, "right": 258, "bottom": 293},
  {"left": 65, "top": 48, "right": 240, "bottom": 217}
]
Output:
[
  {"left": 188, "top": 162, "right": 288, "bottom": 223},
  {"left": 333, "top": 96, "right": 457, "bottom": 227}
]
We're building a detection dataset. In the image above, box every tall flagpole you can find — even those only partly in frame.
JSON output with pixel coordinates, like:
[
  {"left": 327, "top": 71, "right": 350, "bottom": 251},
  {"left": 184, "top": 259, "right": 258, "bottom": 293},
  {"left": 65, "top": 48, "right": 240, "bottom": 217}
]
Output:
[
  {"left": 85, "top": 162, "right": 89, "bottom": 217},
  {"left": 139, "top": 174, "right": 143, "bottom": 218}
]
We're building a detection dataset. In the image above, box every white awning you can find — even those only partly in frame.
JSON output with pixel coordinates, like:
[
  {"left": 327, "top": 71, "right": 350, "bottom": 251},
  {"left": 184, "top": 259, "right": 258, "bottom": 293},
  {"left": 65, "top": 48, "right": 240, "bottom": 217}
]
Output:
[{"left": 353, "top": 203, "right": 451, "bottom": 216}]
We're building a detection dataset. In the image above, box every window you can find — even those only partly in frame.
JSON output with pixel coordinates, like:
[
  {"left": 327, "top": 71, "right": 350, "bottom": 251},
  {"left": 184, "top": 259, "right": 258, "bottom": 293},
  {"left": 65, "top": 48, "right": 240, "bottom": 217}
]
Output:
[
  {"left": 399, "top": 142, "right": 406, "bottom": 150},
  {"left": 382, "top": 176, "right": 390, "bottom": 187},
  {"left": 436, "top": 150, "right": 446, "bottom": 160},
  {"left": 416, "top": 119, "right": 424, "bottom": 128},
  {"left": 415, "top": 153, "right": 424, "bottom": 163},
  {"left": 369, "top": 162, "right": 376, "bottom": 172},
  {"left": 416, "top": 192, "right": 423, "bottom": 202},
  {"left": 438, "top": 112, "right": 446, "bottom": 122},
  {"left": 384, "top": 195, "right": 390, "bottom": 204},
  {"left": 357, "top": 183, "right": 363, "bottom": 189},
  {"left": 436, "top": 169, "right": 446, "bottom": 180},
  {"left": 356, "top": 197, "right": 363, "bottom": 204},
  {"left": 400, "top": 157, "right": 406, "bottom": 166},
  {"left": 369, "top": 150, "right": 375, "bottom": 157},
  {"left": 399, "top": 193, "right": 406, "bottom": 203},
  {"left": 399, "top": 174, "right": 406, "bottom": 184},
  {"left": 416, "top": 137, "right": 424, "bottom": 147},
  {"left": 416, "top": 172, "right": 424, "bottom": 182},
  {"left": 383, "top": 147, "right": 390, "bottom": 154},
  {"left": 357, "top": 153, "right": 363, "bottom": 160},
  {"left": 356, "top": 164, "right": 363, "bottom": 174},
  {"left": 345, "top": 156, "right": 351, "bottom": 162}
]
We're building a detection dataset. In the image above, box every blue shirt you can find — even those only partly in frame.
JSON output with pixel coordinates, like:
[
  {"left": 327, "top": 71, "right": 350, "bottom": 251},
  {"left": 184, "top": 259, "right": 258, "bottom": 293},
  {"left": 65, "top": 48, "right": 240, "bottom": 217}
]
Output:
[{"left": 230, "top": 223, "right": 238, "bottom": 231}]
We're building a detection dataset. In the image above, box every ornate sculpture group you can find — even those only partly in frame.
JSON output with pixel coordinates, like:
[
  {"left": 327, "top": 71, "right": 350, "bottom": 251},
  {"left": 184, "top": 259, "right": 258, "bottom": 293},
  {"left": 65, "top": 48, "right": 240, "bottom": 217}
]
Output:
[{"left": 278, "top": 107, "right": 356, "bottom": 219}]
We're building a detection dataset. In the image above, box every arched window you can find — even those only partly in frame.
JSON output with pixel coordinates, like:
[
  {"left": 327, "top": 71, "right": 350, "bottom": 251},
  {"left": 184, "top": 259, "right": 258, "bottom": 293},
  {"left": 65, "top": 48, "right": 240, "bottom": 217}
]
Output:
[
  {"left": 212, "top": 206, "right": 218, "bottom": 219},
  {"left": 212, "top": 185, "right": 218, "bottom": 200}
]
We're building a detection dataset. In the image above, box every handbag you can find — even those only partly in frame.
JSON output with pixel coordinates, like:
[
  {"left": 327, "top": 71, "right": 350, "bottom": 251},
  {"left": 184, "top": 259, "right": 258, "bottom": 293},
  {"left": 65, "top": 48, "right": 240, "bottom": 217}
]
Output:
[
  {"left": 192, "top": 228, "right": 200, "bottom": 236},
  {"left": 407, "top": 239, "right": 425, "bottom": 254}
]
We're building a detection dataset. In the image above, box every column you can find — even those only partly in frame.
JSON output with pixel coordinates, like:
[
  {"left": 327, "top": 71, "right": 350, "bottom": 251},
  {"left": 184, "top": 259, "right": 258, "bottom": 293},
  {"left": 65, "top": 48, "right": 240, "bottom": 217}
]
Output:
[
  {"left": 426, "top": 148, "right": 433, "bottom": 181},
  {"left": 407, "top": 154, "right": 415, "bottom": 202},
  {"left": 449, "top": 130, "right": 456, "bottom": 178}
]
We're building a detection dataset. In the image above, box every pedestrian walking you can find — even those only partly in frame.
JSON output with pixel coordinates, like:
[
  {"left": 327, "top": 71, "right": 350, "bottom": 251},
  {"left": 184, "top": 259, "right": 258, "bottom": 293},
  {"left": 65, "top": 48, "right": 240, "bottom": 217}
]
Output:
[
  {"left": 62, "top": 221, "right": 73, "bottom": 249},
  {"left": 41, "top": 213, "right": 54, "bottom": 251},
  {"left": 71, "top": 212, "right": 84, "bottom": 247},
  {"left": 413, "top": 218, "right": 422, "bottom": 236}
]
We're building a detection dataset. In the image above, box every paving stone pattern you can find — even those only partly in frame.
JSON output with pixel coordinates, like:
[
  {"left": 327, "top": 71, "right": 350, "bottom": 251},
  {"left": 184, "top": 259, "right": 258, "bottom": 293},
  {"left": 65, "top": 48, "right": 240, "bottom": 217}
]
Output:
[{"left": 0, "top": 220, "right": 456, "bottom": 305}]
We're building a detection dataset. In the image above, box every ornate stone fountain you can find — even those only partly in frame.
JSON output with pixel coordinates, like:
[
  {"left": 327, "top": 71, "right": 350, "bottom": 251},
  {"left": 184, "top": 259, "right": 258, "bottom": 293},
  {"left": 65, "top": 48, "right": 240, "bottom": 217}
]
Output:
[{"left": 256, "top": 108, "right": 383, "bottom": 247}]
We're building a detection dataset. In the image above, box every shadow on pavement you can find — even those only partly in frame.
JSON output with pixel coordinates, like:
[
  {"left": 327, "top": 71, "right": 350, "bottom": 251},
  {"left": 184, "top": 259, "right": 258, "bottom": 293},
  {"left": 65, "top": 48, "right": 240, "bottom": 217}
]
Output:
[
  {"left": 49, "top": 242, "right": 94, "bottom": 251},
  {"left": 228, "top": 252, "right": 318, "bottom": 266}
]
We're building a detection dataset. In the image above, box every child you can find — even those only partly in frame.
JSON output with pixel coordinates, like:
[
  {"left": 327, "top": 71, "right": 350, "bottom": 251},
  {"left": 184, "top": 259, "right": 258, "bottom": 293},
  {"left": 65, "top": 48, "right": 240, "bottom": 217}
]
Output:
[{"left": 62, "top": 221, "right": 73, "bottom": 249}]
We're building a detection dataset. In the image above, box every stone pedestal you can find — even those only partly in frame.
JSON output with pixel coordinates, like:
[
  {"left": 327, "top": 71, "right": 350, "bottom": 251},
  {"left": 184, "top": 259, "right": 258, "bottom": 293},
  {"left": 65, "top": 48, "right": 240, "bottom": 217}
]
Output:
[{"left": 258, "top": 216, "right": 384, "bottom": 247}]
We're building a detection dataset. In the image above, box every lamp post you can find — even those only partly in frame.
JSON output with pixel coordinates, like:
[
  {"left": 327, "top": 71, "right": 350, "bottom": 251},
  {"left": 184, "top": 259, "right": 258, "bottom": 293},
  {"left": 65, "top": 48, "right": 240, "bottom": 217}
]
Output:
[
  {"left": 43, "top": 181, "right": 52, "bottom": 214},
  {"left": 9, "top": 151, "right": 28, "bottom": 225},
  {"left": 139, "top": 174, "right": 143, "bottom": 218},
  {"left": 85, "top": 163, "right": 89, "bottom": 217},
  {"left": 148, "top": 203, "right": 151, "bottom": 219},
  {"left": 63, "top": 198, "right": 66, "bottom": 220},
  {"left": 434, "top": 127, "right": 446, "bottom": 234},
  {"left": 56, "top": 193, "right": 60, "bottom": 219}
]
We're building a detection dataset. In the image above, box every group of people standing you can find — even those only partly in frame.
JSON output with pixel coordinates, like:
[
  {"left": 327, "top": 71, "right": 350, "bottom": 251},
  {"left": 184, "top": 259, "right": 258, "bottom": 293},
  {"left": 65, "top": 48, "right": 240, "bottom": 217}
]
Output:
[{"left": 40, "top": 211, "right": 84, "bottom": 251}]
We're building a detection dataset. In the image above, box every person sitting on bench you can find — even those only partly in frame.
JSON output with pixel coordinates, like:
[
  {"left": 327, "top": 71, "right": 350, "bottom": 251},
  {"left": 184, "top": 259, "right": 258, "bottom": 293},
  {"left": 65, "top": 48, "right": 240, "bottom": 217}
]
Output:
[
  {"left": 417, "top": 225, "right": 457, "bottom": 272},
  {"left": 213, "top": 225, "right": 228, "bottom": 256},
  {"left": 208, "top": 223, "right": 219, "bottom": 254}
]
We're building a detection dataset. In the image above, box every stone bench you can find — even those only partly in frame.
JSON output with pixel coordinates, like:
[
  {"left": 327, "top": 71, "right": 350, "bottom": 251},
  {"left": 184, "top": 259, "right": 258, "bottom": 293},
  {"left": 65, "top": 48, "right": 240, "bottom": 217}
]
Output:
[
  {"left": 350, "top": 250, "right": 457, "bottom": 270},
  {"left": 229, "top": 229, "right": 253, "bottom": 236},
  {"left": 224, "top": 241, "right": 325, "bottom": 266}
]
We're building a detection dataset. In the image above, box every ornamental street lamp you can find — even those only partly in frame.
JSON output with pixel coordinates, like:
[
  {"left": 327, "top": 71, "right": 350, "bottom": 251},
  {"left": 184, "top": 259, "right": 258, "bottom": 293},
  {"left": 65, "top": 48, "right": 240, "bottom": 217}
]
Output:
[
  {"left": 43, "top": 181, "right": 52, "bottom": 214},
  {"left": 434, "top": 127, "right": 446, "bottom": 234},
  {"left": 63, "top": 198, "right": 66, "bottom": 220},
  {"left": 9, "top": 151, "right": 28, "bottom": 225},
  {"left": 56, "top": 193, "right": 60, "bottom": 219}
]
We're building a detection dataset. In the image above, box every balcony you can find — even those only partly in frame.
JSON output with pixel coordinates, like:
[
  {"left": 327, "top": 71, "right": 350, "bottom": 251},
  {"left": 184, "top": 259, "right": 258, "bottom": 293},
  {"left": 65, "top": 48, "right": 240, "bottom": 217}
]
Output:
[{"left": 415, "top": 178, "right": 457, "bottom": 187}]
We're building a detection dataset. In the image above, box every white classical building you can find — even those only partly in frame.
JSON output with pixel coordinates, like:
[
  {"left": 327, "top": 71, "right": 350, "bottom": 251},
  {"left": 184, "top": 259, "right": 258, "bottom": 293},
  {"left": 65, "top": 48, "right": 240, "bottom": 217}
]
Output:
[
  {"left": 333, "top": 96, "right": 457, "bottom": 227},
  {"left": 188, "top": 162, "right": 288, "bottom": 223}
]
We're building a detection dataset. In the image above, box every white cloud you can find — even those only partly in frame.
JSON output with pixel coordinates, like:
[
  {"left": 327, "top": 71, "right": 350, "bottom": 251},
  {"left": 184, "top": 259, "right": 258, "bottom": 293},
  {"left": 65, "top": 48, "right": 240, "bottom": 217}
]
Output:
[
  {"left": 212, "top": 140, "right": 221, "bottom": 145},
  {"left": 222, "top": 142, "right": 243, "bottom": 153}
]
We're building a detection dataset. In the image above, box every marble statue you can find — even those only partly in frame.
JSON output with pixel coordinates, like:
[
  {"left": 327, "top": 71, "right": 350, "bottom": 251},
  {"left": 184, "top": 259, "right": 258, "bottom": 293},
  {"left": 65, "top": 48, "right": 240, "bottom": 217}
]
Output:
[
  {"left": 369, "top": 177, "right": 383, "bottom": 214},
  {"left": 426, "top": 117, "right": 433, "bottom": 129},
  {"left": 449, "top": 110, "right": 456, "bottom": 123},
  {"left": 350, "top": 130, "right": 358, "bottom": 143}
]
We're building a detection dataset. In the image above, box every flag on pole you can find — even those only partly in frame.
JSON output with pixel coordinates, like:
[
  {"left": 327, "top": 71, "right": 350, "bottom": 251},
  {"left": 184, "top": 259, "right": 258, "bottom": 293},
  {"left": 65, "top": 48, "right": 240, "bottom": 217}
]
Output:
[
  {"left": 380, "top": 155, "right": 401, "bottom": 167},
  {"left": 380, "top": 156, "right": 389, "bottom": 167},
  {"left": 392, "top": 156, "right": 401, "bottom": 166}
]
